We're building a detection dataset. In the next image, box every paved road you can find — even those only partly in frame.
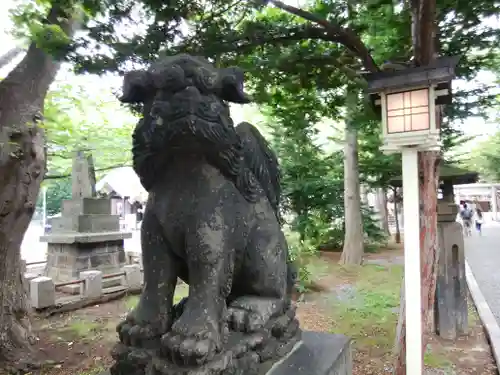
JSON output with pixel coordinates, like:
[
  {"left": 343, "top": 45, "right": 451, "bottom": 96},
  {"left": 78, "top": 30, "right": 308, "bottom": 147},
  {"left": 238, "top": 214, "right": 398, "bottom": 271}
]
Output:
[{"left": 465, "top": 222, "right": 500, "bottom": 324}]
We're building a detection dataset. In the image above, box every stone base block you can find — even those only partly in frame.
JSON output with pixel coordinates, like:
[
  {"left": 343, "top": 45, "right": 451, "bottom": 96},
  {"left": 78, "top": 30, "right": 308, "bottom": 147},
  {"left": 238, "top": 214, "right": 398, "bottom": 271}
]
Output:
[
  {"left": 103, "top": 331, "right": 351, "bottom": 375},
  {"left": 62, "top": 198, "right": 113, "bottom": 216},
  {"left": 51, "top": 214, "right": 120, "bottom": 233},
  {"left": 266, "top": 331, "right": 351, "bottom": 375},
  {"left": 45, "top": 238, "right": 127, "bottom": 286},
  {"left": 59, "top": 275, "right": 123, "bottom": 295}
]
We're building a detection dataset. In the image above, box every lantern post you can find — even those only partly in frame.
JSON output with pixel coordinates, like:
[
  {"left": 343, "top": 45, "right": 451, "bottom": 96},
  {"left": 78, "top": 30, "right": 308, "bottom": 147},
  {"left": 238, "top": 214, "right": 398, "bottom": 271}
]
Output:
[{"left": 365, "top": 56, "right": 460, "bottom": 375}]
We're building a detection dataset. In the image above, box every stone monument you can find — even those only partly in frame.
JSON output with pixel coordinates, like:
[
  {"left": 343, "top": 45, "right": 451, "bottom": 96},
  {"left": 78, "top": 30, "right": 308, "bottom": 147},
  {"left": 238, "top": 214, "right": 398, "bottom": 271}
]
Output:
[
  {"left": 433, "top": 165, "right": 478, "bottom": 340},
  {"left": 41, "top": 151, "right": 132, "bottom": 292},
  {"left": 435, "top": 201, "right": 468, "bottom": 340},
  {"left": 391, "top": 164, "right": 477, "bottom": 340},
  {"left": 106, "top": 55, "right": 352, "bottom": 375}
]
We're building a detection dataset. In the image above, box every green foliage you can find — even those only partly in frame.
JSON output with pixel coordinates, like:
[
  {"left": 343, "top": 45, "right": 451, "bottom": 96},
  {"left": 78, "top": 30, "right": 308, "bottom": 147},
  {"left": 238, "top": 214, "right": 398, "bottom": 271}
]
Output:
[
  {"left": 362, "top": 204, "right": 387, "bottom": 252},
  {"left": 30, "top": 23, "right": 72, "bottom": 55},
  {"left": 8, "top": 0, "right": 496, "bottom": 292},
  {"left": 36, "top": 178, "right": 72, "bottom": 215},
  {"left": 31, "top": 78, "right": 138, "bottom": 214},
  {"left": 6, "top": 0, "right": 106, "bottom": 61},
  {"left": 42, "top": 79, "right": 136, "bottom": 180},
  {"left": 285, "top": 229, "right": 317, "bottom": 293},
  {"left": 464, "top": 129, "right": 500, "bottom": 181}
]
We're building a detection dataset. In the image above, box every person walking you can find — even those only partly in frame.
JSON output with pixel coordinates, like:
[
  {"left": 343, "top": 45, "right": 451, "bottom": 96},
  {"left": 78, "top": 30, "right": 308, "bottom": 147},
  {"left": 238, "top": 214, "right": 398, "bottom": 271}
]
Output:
[
  {"left": 460, "top": 202, "right": 473, "bottom": 237},
  {"left": 475, "top": 207, "right": 484, "bottom": 236}
]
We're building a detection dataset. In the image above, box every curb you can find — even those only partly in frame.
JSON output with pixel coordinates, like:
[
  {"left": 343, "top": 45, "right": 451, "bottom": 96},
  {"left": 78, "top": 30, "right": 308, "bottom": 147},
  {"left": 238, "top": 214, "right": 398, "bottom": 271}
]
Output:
[{"left": 465, "top": 260, "right": 500, "bottom": 369}]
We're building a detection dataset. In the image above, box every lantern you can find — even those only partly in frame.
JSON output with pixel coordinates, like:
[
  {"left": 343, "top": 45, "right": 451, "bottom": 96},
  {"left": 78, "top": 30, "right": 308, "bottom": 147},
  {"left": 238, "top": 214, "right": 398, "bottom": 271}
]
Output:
[
  {"left": 364, "top": 55, "right": 460, "bottom": 375},
  {"left": 365, "top": 56, "right": 460, "bottom": 153}
]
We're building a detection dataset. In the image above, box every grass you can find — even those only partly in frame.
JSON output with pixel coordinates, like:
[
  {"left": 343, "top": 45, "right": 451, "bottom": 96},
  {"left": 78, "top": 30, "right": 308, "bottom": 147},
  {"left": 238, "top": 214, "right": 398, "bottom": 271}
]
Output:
[
  {"left": 306, "top": 255, "right": 466, "bottom": 373},
  {"left": 424, "top": 350, "right": 452, "bottom": 369},
  {"left": 58, "top": 319, "right": 102, "bottom": 340},
  {"left": 124, "top": 284, "right": 190, "bottom": 311},
  {"left": 77, "top": 367, "right": 106, "bottom": 375},
  {"left": 327, "top": 263, "right": 404, "bottom": 355}
]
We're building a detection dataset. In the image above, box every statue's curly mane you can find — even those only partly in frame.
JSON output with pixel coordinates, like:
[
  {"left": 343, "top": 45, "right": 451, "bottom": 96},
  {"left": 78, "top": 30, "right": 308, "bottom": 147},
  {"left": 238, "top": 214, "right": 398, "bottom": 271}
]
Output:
[
  {"left": 125, "top": 55, "right": 281, "bottom": 215},
  {"left": 131, "top": 116, "right": 281, "bottom": 216}
]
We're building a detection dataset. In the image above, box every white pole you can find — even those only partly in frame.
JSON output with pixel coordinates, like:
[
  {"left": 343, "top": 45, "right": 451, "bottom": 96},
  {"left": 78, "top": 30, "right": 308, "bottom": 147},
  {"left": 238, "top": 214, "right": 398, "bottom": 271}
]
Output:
[
  {"left": 42, "top": 186, "right": 47, "bottom": 232},
  {"left": 491, "top": 186, "right": 498, "bottom": 222},
  {"left": 402, "top": 147, "right": 422, "bottom": 375}
]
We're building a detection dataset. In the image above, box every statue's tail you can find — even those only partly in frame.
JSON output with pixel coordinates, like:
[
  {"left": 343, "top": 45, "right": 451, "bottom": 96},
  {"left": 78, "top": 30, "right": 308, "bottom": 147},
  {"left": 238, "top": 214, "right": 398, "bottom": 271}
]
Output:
[
  {"left": 235, "top": 122, "right": 281, "bottom": 218},
  {"left": 235, "top": 122, "right": 296, "bottom": 296}
]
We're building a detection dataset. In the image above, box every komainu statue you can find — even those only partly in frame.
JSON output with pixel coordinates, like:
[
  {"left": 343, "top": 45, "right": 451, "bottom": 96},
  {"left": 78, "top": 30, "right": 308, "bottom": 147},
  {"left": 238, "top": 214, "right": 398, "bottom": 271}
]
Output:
[{"left": 110, "top": 54, "right": 301, "bottom": 375}]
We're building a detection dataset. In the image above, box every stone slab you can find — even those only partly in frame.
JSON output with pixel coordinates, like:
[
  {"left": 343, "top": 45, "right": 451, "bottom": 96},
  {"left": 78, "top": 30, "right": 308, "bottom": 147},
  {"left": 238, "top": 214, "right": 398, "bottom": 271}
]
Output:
[
  {"left": 265, "top": 331, "right": 351, "bottom": 375},
  {"left": 50, "top": 214, "right": 120, "bottom": 233},
  {"left": 78, "top": 214, "right": 120, "bottom": 232},
  {"left": 435, "top": 220, "right": 468, "bottom": 340},
  {"left": 62, "top": 198, "right": 112, "bottom": 216},
  {"left": 51, "top": 216, "right": 78, "bottom": 232},
  {"left": 59, "top": 276, "right": 124, "bottom": 295},
  {"left": 102, "top": 331, "right": 351, "bottom": 375},
  {"left": 41, "top": 231, "right": 132, "bottom": 244}
]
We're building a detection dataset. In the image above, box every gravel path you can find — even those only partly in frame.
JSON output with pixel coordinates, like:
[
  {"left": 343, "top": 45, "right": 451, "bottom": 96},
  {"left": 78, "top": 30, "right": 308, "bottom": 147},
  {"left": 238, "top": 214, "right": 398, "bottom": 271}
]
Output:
[{"left": 465, "top": 223, "right": 500, "bottom": 325}]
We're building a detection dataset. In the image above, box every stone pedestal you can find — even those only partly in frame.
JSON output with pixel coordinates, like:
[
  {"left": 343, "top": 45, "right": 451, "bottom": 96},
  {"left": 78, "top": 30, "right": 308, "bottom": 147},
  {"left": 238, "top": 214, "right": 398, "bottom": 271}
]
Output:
[
  {"left": 434, "top": 202, "right": 468, "bottom": 340},
  {"left": 41, "top": 197, "right": 132, "bottom": 293},
  {"left": 103, "top": 331, "right": 351, "bottom": 375},
  {"left": 264, "top": 331, "right": 351, "bottom": 375}
]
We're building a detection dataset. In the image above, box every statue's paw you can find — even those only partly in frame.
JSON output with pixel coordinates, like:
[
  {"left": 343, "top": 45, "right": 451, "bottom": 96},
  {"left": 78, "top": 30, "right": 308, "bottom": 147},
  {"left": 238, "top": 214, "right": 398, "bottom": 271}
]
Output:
[
  {"left": 227, "top": 306, "right": 265, "bottom": 333},
  {"left": 118, "top": 312, "right": 170, "bottom": 347},
  {"left": 228, "top": 297, "right": 284, "bottom": 333},
  {"left": 161, "top": 314, "right": 221, "bottom": 366}
]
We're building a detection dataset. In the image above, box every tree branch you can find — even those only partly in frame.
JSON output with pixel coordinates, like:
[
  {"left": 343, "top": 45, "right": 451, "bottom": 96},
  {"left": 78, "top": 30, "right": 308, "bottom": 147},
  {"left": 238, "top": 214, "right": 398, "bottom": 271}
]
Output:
[
  {"left": 230, "top": 25, "right": 347, "bottom": 51},
  {"left": 267, "top": 0, "right": 379, "bottom": 72},
  {"left": 44, "top": 163, "right": 130, "bottom": 180}
]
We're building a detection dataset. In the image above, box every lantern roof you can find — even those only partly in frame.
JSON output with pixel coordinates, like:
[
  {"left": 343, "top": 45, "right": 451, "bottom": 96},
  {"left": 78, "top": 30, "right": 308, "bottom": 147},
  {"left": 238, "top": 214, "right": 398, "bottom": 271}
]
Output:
[
  {"left": 389, "top": 162, "right": 478, "bottom": 187},
  {"left": 364, "top": 56, "right": 461, "bottom": 95}
]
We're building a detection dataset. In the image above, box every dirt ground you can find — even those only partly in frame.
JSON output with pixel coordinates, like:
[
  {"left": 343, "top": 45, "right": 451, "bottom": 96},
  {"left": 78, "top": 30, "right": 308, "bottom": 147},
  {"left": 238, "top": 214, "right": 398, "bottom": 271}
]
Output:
[{"left": 10, "top": 245, "right": 498, "bottom": 375}]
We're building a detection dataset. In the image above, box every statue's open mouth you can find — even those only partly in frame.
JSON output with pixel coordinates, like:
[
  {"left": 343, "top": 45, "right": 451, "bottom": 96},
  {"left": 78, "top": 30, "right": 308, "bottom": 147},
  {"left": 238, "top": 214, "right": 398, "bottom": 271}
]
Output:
[{"left": 150, "top": 86, "right": 229, "bottom": 130}]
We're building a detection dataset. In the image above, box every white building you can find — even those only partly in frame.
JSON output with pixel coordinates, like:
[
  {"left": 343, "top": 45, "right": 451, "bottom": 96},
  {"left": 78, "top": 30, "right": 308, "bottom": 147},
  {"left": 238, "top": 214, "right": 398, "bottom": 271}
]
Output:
[{"left": 454, "top": 183, "right": 500, "bottom": 221}]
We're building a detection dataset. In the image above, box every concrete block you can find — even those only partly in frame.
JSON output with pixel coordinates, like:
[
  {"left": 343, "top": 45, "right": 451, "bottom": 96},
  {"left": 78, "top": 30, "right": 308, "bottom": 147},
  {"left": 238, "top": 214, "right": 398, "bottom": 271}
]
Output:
[
  {"left": 23, "top": 272, "right": 40, "bottom": 295},
  {"left": 269, "top": 331, "right": 352, "bottom": 375},
  {"left": 123, "top": 264, "right": 142, "bottom": 289},
  {"left": 126, "top": 251, "right": 142, "bottom": 267},
  {"left": 80, "top": 270, "right": 103, "bottom": 298},
  {"left": 62, "top": 198, "right": 112, "bottom": 216},
  {"left": 78, "top": 214, "right": 120, "bottom": 232},
  {"left": 30, "top": 276, "right": 55, "bottom": 309},
  {"left": 51, "top": 216, "right": 78, "bottom": 233}
]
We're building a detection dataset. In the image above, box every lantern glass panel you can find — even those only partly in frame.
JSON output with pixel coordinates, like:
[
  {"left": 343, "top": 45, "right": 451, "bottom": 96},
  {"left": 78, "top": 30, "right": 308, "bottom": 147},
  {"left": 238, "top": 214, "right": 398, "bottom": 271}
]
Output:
[{"left": 386, "top": 89, "right": 430, "bottom": 133}]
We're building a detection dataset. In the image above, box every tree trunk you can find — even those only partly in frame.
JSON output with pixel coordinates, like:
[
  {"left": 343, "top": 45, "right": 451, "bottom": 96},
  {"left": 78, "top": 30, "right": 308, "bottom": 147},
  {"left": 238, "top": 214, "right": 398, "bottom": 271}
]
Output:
[
  {"left": 393, "top": 0, "right": 439, "bottom": 373},
  {"left": 0, "top": 6, "right": 75, "bottom": 371},
  {"left": 393, "top": 188, "right": 401, "bottom": 244},
  {"left": 376, "top": 188, "right": 390, "bottom": 235},
  {"left": 0, "top": 47, "right": 24, "bottom": 70},
  {"left": 340, "top": 111, "right": 364, "bottom": 265}
]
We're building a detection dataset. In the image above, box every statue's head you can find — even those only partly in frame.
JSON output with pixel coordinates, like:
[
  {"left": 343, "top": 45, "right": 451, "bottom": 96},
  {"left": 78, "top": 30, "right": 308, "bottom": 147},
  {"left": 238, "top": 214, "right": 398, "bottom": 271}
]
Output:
[
  {"left": 121, "top": 55, "right": 252, "bottom": 190},
  {"left": 120, "top": 55, "right": 251, "bottom": 153}
]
